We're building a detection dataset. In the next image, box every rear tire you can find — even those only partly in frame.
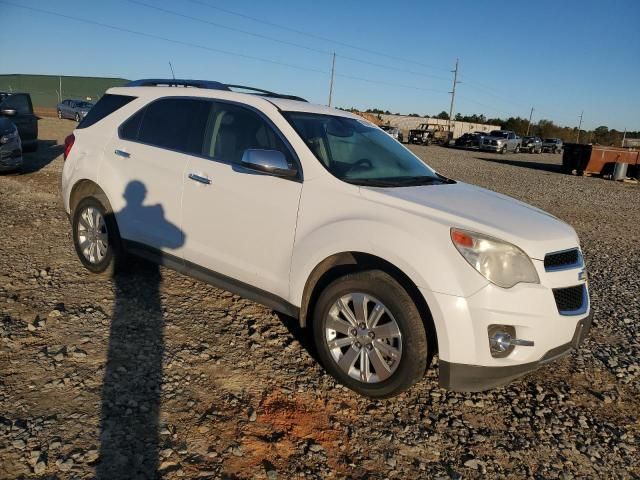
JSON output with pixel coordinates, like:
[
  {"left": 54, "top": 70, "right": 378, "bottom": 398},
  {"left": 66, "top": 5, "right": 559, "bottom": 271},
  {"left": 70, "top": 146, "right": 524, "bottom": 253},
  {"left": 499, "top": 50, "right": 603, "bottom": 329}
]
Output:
[
  {"left": 72, "top": 197, "right": 123, "bottom": 275},
  {"left": 75, "top": 112, "right": 80, "bottom": 122},
  {"left": 57, "top": 110, "right": 62, "bottom": 119},
  {"left": 312, "top": 270, "right": 428, "bottom": 398},
  {"left": 514, "top": 144, "right": 521, "bottom": 153}
]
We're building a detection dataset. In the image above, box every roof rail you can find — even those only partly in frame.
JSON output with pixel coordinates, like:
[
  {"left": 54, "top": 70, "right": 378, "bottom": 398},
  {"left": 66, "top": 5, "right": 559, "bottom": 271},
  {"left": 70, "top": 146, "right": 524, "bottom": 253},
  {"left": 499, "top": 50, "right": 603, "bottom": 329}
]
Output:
[
  {"left": 124, "top": 79, "right": 307, "bottom": 102},
  {"left": 226, "top": 84, "right": 307, "bottom": 102},
  {"left": 125, "top": 79, "right": 230, "bottom": 91}
]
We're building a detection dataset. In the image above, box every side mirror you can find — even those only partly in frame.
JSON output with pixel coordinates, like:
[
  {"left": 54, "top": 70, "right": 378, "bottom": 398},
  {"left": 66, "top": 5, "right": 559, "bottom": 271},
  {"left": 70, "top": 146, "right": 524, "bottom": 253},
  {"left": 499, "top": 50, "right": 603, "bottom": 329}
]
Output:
[
  {"left": 0, "top": 108, "right": 17, "bottom": 117},
  {"left": 241, "top": 149, "right": 297, "bottom": 178}
]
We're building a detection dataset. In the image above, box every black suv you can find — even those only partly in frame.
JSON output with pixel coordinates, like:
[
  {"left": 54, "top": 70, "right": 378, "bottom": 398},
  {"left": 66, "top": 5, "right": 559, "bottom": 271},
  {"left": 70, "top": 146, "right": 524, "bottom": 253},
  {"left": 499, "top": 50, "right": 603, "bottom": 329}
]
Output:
[{"left": 0, "top": 92, "right": 38, "bottom": 152}]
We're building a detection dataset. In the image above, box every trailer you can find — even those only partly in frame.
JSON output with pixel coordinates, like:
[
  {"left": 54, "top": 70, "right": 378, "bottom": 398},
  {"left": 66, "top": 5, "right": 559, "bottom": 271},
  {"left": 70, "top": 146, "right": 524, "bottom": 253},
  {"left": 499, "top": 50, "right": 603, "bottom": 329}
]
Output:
[{"left": 562, "top": 144, "right": 640, "bottom": 178}]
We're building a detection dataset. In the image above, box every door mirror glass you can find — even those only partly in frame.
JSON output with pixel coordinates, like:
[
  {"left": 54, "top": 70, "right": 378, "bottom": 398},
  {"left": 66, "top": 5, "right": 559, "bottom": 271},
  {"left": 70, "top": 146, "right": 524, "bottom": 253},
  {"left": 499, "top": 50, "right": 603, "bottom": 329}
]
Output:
[{"left": 241, "top": 149, "right": 297, "bottom": 178}]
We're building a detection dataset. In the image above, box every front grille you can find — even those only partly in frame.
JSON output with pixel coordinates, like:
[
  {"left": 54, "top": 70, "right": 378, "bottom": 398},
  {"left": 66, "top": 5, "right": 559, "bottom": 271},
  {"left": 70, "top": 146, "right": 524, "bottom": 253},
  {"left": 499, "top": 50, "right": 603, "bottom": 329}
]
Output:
[
  {"left": 544, "top": 249, "right": 581, "bottom": 270},
  {"left": 553, "top": 285, "right": 586, "bottom": 314}
]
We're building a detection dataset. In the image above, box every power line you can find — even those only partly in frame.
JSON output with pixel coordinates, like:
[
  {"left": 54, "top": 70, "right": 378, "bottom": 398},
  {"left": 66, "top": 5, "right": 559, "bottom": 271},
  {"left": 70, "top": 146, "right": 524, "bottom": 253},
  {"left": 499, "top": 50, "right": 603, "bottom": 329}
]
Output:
[
  {"left": 1, "top": 1, "right": 327, "bottom": 75},
  {"left": 183, "top": 0, "right": 451, "bottom": 73},
  {"left": 1, "top": 1, "right": 449, "bottom": 100},
  {"left": 127, "top": 0, "right": 451, "bottom": 83}
]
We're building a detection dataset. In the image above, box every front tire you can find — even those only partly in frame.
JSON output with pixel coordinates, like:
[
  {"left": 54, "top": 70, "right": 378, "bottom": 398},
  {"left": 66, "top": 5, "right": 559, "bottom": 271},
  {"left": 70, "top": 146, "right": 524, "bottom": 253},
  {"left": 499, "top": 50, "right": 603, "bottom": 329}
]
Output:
[
  {"left": 72, "top": 197, "right": 121, "bottom": 274},
  {"left": 75, "top": 112, "right": 80, "bottom": 122},
  {"left": 312, "top": 270, "right": 428, "bottom": 398},
  {"left": 57, "top": 110, "right": 62, "bottom": 119}
]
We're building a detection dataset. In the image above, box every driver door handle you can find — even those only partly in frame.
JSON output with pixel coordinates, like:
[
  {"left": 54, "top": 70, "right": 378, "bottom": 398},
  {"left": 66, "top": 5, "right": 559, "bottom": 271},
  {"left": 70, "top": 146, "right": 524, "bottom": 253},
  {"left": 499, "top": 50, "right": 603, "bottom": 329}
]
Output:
[
  {"left": 114, "top": 149, "right": 130, "bottom": 158},
  {"left": 188, "top": 173, "right": 211, "bottom": 185}
]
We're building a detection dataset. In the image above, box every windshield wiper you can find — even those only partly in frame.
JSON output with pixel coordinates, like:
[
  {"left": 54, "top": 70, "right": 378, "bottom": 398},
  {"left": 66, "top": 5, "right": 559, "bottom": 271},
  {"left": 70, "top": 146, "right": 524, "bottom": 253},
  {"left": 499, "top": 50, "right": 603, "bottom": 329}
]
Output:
[
  {"left": 344, "top": 178, "right": 401, "bottom": 187},
  {"left": 392, "top": 176, "right": 450, "bottom": 186}
]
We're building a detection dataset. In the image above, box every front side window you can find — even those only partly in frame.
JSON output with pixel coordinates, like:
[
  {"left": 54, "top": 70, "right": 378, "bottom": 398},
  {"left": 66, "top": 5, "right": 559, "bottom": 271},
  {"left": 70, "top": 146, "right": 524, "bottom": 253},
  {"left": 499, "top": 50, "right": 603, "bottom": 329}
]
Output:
[
  {"left": 285, "top": 112, "right": 446, "bottom": 187},
  {"left": 203, "top": 102, "right": 294, "bottom": 167}
]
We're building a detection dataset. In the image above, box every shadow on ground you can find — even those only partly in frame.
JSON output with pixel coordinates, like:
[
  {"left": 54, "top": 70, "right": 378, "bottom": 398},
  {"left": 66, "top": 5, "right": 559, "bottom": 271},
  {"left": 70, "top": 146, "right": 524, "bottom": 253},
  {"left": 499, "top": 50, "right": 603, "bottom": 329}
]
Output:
[
  {"left": 96, "top": 180, "right": 184, "bottom": 479},
  {"left": 21, "top": 140, "right": 64, "bottom": 173},
  {"left": 475, "top": 156, "right": 563, "bottom": 174}
]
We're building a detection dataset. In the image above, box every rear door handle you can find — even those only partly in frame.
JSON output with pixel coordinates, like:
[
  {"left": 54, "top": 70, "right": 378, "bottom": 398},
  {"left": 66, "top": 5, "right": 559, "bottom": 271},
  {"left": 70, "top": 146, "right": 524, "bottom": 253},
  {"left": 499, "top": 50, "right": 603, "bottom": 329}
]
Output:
[
  {"left": 114, "top": 149, "right": 130, "bottom": 158},
  {"left": 188, "top": 173, "right": 211, "bottom": 185}
]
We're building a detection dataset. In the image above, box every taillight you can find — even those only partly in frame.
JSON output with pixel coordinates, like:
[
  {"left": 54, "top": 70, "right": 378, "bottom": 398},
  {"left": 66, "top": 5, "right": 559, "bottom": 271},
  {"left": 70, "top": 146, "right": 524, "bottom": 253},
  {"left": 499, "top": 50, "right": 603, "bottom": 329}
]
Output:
[{"left": 63, "top": 134, "right": 75, "bottom": 161}]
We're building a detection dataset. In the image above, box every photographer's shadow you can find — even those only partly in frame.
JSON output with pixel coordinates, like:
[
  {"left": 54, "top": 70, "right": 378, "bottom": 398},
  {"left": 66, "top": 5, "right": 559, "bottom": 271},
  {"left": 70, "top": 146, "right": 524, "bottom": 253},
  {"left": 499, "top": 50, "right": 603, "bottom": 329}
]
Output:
[{"left": 97, "top": 181, "right": 184, "bottom": 480}]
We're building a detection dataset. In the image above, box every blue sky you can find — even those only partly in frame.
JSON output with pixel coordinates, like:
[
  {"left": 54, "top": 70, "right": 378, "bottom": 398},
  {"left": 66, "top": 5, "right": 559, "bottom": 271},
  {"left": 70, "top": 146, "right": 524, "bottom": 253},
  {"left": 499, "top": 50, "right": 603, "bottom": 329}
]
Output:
[{"left": 2, "top": 0, "right": 639, "bottom": 130}]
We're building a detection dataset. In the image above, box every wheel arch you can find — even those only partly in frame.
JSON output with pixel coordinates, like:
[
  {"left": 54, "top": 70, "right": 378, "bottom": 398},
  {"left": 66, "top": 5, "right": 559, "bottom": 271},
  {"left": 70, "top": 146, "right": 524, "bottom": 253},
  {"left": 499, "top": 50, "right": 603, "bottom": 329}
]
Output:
[
  {"left": 69, "top": 179, "right": 114, "bottom": 216},
  {"left": 298, "top": 251, "right": 438, "bottom": 357}
]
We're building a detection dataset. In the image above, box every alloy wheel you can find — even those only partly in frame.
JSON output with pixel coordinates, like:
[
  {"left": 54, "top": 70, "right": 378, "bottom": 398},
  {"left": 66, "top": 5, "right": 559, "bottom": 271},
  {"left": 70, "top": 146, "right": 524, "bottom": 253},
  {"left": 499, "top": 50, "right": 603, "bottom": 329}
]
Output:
[
  {"left": 76, "top": 206, "right": 109, "bottom": 264},
  {"left": 324, "top": 293, "right": 402, "bottom": 383}
]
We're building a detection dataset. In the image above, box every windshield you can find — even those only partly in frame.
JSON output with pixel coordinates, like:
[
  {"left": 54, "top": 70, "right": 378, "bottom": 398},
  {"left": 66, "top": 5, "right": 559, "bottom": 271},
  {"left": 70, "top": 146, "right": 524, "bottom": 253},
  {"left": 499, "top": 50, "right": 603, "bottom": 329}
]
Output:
[
  {"left": 77, "top": 101, "right": 93, "bottom": 109},
  {"left": 285, "top": 112, "right": 445, "bottom": 186},
  {"left": 490, "top": 130, "right": 509, "bottom": 138}
]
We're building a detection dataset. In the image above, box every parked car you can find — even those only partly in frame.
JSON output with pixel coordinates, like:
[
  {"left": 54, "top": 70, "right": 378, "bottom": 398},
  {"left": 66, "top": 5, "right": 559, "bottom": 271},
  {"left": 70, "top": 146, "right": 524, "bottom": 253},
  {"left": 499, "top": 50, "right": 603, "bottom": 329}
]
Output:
[
  {"left": 521, "top": 136, "right": 543, "bottom": 153},
  {"left": 480, "top": 130, "right": 522, "bottom": 153},
  {"left": 0, "top": 117, "right": 22, "bottom": 172},
  {"left": 62, "top": 79, "right": 591, "bottom": 398},
  {"left": 542, "top": 138, "right": 563, "bottom": 153},
  {"left": 0, "top": 92, "right": 38, "bottom": 152},
  {"left": 57, "top": 99, "right": 94, "bottom": 122},
  {"left": 380, "top": 125, "right": 403, "bottom": 143},
  {"left": 454, "top": 132, "right": 485, "bottom": 148}
]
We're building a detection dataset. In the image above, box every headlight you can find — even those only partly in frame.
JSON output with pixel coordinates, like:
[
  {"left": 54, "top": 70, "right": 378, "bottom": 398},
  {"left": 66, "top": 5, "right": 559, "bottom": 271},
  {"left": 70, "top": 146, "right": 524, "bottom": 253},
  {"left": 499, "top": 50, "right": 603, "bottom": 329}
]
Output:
[
  {"left": 450, "top": 228, "right": 539, "bottom": 288},
  {"left": 0, "top": 129, "right": 18, "bottom": 144}
]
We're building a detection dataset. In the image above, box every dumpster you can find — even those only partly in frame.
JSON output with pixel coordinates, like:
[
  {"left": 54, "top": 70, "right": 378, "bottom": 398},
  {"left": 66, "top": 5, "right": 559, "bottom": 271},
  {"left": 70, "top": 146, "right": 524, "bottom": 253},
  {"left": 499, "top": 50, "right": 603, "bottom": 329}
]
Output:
[{"left": 562, "top": 144, "right": 640, "bottom": 177}]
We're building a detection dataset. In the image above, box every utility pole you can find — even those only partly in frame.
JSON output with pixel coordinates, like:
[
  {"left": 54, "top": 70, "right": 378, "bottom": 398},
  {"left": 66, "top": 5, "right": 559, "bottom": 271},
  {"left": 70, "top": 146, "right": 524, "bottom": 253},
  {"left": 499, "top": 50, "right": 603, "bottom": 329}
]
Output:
[
  {"left": 328, "top": 52, "right": 336, "bottom": 107},
  {"left": 622, "top": 128, "right": 627, "bottom": 147},
  {"left": 169, "top": 61, "right": 176, "bottom": 81},
  {"left": 526, "top": 107, "right": 534, "bottom": 136},
  {"left": 59, "top": 76, "right": 62, "bottom": 102},
  {"left": 448, "top": 58, "right": 460, "bottom": 138},
  {"left": 576, "top": 111, "right": 583, "bottom": 143}
]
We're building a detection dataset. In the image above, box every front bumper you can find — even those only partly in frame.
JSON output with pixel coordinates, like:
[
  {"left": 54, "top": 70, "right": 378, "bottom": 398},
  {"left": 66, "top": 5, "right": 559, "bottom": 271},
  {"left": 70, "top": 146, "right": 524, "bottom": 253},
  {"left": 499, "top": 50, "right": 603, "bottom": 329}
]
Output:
[
  {"left": 439, "top": 312, "right": 593, "bottom": 391},
  {"left": 0, "top": 140, "right": 23, "bottom": 171},
  {"left": 480, "top": 144, "right": 502, "bottom": 151}
]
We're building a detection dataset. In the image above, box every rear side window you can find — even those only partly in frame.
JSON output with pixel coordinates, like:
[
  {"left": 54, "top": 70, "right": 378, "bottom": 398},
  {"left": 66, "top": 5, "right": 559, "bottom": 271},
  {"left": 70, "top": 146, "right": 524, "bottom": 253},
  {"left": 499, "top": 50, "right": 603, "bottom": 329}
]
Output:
[
  {"left": 77, "top": 94, "right": 135, "bottom": 129},
  {"left": 136, "top": 98, "right": 211, "bottom": 155},
  {"left": 119, "top": 109, "right": 145, "bottom": 141},
  {"left": 0, "top": 94, "right": 33, "bottom": 115}
]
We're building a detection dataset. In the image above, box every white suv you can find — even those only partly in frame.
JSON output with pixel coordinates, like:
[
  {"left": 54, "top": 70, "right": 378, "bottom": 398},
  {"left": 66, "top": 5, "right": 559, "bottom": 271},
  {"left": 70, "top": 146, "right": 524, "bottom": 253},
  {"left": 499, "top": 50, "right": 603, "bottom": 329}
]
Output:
[{"left": 61, "top": 79, "right": 592, "bottom": 398}]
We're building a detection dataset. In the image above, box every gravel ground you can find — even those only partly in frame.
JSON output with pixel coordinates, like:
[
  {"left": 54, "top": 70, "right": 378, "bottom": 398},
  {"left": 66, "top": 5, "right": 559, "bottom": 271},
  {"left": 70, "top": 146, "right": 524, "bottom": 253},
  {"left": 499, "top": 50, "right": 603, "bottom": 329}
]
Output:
[{"left": 0, "top": 118, "right": 638, "bottom": 479}]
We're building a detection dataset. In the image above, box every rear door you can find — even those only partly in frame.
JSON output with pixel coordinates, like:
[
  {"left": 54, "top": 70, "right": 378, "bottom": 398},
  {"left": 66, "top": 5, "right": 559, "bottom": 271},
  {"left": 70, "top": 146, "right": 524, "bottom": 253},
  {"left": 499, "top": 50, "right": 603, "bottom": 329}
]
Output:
[
  {"left": 180, "top": 100, "right": 302, "bottom": 300},
  {"left": 100, "top": 97, "right": 211, "bottom": 257}
]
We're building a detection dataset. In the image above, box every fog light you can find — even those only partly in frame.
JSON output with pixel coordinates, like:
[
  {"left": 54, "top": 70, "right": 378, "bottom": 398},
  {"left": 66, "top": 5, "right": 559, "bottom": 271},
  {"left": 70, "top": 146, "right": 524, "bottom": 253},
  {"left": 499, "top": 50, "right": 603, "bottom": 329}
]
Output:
[
  {"left": 488, "top": 325, "right": 535, "bottom": 358},
  {"left": 488, "top": 325, "right": 516, "bottom": 358}
]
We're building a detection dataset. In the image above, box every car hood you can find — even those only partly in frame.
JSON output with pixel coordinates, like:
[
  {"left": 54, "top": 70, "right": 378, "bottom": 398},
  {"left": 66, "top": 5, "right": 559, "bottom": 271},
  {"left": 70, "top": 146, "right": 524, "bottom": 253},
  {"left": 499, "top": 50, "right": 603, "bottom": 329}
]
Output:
[{"left": 359, "top": 181, "right": 579, "bottom": 260}]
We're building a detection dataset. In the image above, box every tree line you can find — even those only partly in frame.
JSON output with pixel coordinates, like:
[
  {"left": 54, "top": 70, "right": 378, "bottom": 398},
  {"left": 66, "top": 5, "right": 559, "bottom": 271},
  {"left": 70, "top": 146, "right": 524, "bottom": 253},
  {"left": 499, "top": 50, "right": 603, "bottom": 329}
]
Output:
[{"left": 356, "top": 108, "right": 638, "bottom": 145}]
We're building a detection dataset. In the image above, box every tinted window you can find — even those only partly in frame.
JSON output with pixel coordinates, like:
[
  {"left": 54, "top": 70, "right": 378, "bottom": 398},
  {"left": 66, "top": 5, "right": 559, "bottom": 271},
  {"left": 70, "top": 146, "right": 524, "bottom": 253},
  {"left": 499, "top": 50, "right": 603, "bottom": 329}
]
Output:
[
  {"left": 77, "top": 94, "right": 135, "bottom": 129},
  {"left": 204, "top": 102, "right": 293, "bottom": 166},
  {"left": 119, "top": 108, "right": 145, "bottom": 141},
  {"left": 1, "top": 94, "right": 33, "bottom": 115},
  {"left": 138, "top": 98, "right": 211, "bottom": 155}
]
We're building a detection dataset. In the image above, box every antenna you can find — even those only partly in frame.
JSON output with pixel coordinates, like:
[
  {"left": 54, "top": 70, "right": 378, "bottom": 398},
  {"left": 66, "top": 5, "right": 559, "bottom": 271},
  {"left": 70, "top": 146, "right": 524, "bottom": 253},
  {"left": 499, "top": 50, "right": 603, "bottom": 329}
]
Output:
[{"left": 169, "top": 61, "right": 176, "bottom": 81}]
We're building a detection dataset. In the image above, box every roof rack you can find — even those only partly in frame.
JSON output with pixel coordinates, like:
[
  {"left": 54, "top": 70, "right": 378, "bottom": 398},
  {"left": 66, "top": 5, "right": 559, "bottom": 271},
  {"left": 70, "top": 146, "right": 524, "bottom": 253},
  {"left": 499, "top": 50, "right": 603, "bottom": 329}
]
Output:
[
  {"left": 125, "top": 79, "right": 230, "bottom": 90},
  {"left": 124, "top": 79, "right": 307, "bottom": 102},
  {"left": 226, "top": 84, "right": 307, "bottom": 102}
]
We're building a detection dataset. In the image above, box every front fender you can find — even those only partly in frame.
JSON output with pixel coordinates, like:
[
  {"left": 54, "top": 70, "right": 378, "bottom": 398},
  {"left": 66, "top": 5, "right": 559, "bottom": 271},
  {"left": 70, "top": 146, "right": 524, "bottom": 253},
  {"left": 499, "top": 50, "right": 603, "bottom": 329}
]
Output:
[{"left": 289, "top": 217, "right": 488, "bottom": 308}]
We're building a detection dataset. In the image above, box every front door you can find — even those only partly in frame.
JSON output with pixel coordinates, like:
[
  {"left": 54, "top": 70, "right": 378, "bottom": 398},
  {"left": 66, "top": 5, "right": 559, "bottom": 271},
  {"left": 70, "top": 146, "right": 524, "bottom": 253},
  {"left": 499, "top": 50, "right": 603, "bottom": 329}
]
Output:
[{"left": 181, "top": 101, "right": 302, "bottom": 300}]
